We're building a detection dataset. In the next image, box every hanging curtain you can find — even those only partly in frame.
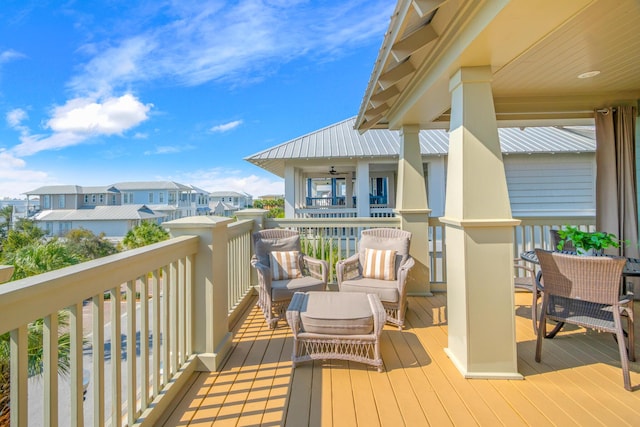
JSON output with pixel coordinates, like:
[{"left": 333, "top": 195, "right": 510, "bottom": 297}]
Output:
[{"left": 595, "top": 105, "right": 639, "bottom": 259}]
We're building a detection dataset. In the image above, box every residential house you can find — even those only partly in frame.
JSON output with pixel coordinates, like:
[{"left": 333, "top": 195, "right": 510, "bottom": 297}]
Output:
[
  {"left": 24, "top": 181, "right": 197, "bottom": 238},
  {"left": 190, "top": 185, "right": 211, "bottom": 215},
  {"left": 246, "top": 118, "right": 596, "bottom": 219},
  {"left": 208, "top": 191, "right": 253, "bottom": 212},
  {"left": 0, "top": 198, "right": 40, "bottom": 223}
]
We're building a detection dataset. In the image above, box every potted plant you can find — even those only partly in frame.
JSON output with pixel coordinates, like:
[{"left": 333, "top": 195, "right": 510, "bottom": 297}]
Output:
[{"left": 555, "top": 225, "right": 623, "bottom": 255}]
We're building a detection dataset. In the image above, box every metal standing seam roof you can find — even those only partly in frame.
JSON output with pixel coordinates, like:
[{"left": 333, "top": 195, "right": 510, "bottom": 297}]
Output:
[
  {"left": 34, "top": 205, "right": 164, "bottom": 221},
  {"left": 112, "top": 181, "right": 193, "bottom": 191},
  {"left": 24, "top": 185, "right": 84, "bottom": 195},
  {"left": 209, "top": 191, "right": 251, "bottom": 198},
  {"left": 244, "top": 117, "right": 596, "bottom": 177}
]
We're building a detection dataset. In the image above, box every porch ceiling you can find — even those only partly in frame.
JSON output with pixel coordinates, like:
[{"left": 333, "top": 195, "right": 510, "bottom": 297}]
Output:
[{"left": 356, "top": 0, "right": 640, "bottom": 130}]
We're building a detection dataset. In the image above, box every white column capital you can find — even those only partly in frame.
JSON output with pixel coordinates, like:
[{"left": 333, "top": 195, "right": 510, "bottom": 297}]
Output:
[
  {"left": 449, "top": 66, "right": 493, "bottom": 93},
  {"left": 399, "top": 124, "right": 420, "bottom": 136}
]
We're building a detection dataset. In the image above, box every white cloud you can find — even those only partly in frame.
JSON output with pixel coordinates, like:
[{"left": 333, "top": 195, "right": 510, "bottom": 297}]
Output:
[
  {"left": 0, "top": 150, "right": 51, "bottom": 197},
  {"left": 210, "top": 120, "right": 242, "bottom": 133},
  {"left": 47, "top": 94, "right": 151, "bottom": 135},
  {"left": 6, "top": 108, "right": 27, "bottom": 127},
  {"left": 11, "top": 93, "right": 152, "bottom": 156},
  {"left": 66, "top": 1, "right": 393, "bottom": 92},
  {"left": 164, "top": 167, "right": 284, "bottom": 198},
  {"left": 144, "top": 144, "right": 195, "bottom": 155},
  {"left": 0, "top": 49, "right": 25, "bottom": 64}
]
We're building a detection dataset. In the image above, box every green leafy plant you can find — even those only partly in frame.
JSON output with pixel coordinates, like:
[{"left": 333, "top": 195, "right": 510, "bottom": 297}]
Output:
[
  {"left": 556, "top": 225, "right": 623, "bottom": 253},
  {"left": 300, "top": 233, "right": 340, "bottom": 281}
]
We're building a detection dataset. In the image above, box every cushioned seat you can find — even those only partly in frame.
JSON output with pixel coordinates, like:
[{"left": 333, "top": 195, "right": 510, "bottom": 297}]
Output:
[
  {"left": 286, "top": 291, "right": 386, "bottom": 371},
  {"left": 336, "top": 228, "right": 414, "bottom": 329},
  {"left": 299, "top": 291, "right": 374, "bottom": 335},
  {"left": 339, "top": 278, "right": 399, "bottom": 303},
  {"left": 271, "top": 276, "right": 326, "bottom": 301},
  {"left": 251, "top": 229, "right": 328, "bottom": 328}
]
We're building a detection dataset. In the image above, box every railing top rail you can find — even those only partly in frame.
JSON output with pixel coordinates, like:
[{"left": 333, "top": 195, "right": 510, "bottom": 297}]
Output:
[
  {"left": 0, "top": 234, "right": 199, "bottom": 335},
  {"left": 227, "top": 219, "right": 253, "bottom": 238},
  {"left": 267, "top": 217, "right": 400, "bottom": 227}
]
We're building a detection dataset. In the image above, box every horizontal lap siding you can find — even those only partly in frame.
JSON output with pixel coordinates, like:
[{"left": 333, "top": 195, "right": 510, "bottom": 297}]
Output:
[{"left": 505, "top": 154, "right": 595, "bottom": 216}]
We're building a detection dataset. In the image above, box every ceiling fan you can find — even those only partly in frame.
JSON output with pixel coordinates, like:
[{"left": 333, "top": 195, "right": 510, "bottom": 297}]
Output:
[{"left": 328, "top": 166, "right": 348, "bottom": 176}]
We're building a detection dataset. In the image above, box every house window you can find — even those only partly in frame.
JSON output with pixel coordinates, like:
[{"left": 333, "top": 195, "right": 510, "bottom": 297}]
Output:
[
  {"left": 45, "top": 222, "right": 53, "bottom": 235},
  {"left": 91, "top": 194, "right": 97, "bottom": 203},
  {"left": 84, "top": 195, "right": 89, "bottom": 203},
  {"left": 58, "top": 196, "right": 65, "bottom": 208},
  {"left": 159, "top": 192, "right": 164, "bottom": 203},
  {"left": 43, "top": 195, "right": 50, "bottom": 209},
  {"left": 59, "top": 221, "right": 72, "bottom": 236},
  {"left": 123, "top": 192, "right": 134, "bottom": 204},
  {"left": 168, "top": 192, "right": 176, "bottom": 204},
  {"left": 99, "top": 194, "right": 104, "bottom": 203},
  {"left": 149, "top": 192, "right": 154, "bottom": 203},
  {"left": 111, "top": 195, "right": 116, "bottom": 205}
]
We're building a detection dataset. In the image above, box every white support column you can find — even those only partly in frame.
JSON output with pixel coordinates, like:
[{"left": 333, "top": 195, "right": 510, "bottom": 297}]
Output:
[
  {"left": 165, "top": 216, "right": 234, "bottom": 371},
  {"left": 441, "top": 66, "right": 521, "bottom": 379},
  {"left": 284, "top": 165, "right": 295, "bottom": 218},
  {"left": 356, "top": 160, "right": 370, "bottom": 217},
  {"left": 345, "top": 173, "right": 354, "bottom": 208},
  {"left": 395, "top": 125, "right": 431, "bottom": 295}
]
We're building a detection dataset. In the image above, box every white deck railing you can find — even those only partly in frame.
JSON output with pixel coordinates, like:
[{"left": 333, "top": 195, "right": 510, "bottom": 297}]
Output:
[
  {"left": 0, "top": 236, "right": 199, "bottom": 427},
  {"left": 227, "top": 220, "right": 253, "bottom": 315},
  {"left": 0, "top": 213, "right": 596, "bottom": 426}
]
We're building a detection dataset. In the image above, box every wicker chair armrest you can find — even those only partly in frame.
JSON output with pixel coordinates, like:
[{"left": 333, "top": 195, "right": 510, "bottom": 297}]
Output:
[
  {"left": 251, "top": 257, "right": 272, "bottom": 293},
  {"left": 286, "top": 292, "right": 306, "bottom": 337},
  {"left": 336, "top": 253, "right": 361, "bottom": 287},
  {"left": 396, "top": 255, "right": 415, "bottom": 295},
  {"left": 302, "top": 255, "right": 328, "bottom": 284}
]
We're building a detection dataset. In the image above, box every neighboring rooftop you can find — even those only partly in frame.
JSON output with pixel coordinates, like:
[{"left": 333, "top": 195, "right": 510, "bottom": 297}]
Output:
[
  {"left": 34, "top": 205, "right": 164, "bottom": 221},
  {"left": 209, "top": 191, "right": 252, "bottom": 198},
  {"left": 112, "top": 181, "right": 193, "bottom": 191},
  {"left": 245, "top": 117, "right": 596, "bottom": 177}
]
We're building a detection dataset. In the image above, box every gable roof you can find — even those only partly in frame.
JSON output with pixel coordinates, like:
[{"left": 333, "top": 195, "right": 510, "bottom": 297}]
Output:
[
  {"left": 245, "top": 117, "right": 596, "bottom": 177},
  {"left": 209, "top": 191, "right": 252, "bottom": 198},
  {"left": 24, "top": 185, "right": 84, "bottom": 195},
  {"left": 112, "top": 181, "right": 193, "bottom": 191},
  {"left": 34, "top": 205, "right": 164, "bottom": 221}
]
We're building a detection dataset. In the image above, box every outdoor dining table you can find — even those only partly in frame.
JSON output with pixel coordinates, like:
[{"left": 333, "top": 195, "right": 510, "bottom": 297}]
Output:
[{"left": 519, "top": 249, "right": 640, "bottom": 338}]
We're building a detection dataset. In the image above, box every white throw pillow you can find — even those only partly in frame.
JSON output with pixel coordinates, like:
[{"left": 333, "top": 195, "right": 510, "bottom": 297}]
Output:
[
  {"left": 362, "top": 248, "right": 396, "bottom": 280},
  {"left": 270, "top": 251, "right": 302, "bottom": 280}
]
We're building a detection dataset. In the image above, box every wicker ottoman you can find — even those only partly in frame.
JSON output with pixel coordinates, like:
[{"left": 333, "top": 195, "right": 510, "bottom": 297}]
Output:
[{"left": 286, "top": 291, "right": 386, "bottom": 372}]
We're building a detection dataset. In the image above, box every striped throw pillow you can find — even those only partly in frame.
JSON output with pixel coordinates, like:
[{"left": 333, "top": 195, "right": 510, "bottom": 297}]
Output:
[
  {"left": 363, "top": 248, "right": 397, "bottom": 281},
  {"left": 270, "top": 251, "right": 302, "bottom": 280}
]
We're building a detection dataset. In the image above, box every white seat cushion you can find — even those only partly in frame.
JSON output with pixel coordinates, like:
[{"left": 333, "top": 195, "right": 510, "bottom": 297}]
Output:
[
  {"left": 299, "top": 291, "right": 374, "bottom": 335},
  {"left": 340, "top": 277, "right": 399, "bottom": 303},
  {"left": 271, "top": 276, "right": 326, "bottom": 301}
]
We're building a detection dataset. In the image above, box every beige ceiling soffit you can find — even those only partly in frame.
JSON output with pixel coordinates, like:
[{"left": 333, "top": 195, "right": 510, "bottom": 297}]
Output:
[
  {"left": 359, "top": 114, "right": 385, "bottom": 132},
  {"left": 378, "top": 60, "right": 416, "bottom": 90},
  {"left": 370, "top": 85, "right": 400, "bottom": 107},
  {"left": 365, "top": 104, "right": 389, "bottom": 121},
  {"left": 391, "top": 23, "right": 438, "bottom": 62},
  {"left": 412, "top": 0, "right": 446, "bottom": 18}
]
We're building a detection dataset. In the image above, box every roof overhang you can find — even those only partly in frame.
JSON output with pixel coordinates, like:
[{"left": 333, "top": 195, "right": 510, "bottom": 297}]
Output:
[{"left": 356, "top": 0, "right": 640, "bottom": 131}]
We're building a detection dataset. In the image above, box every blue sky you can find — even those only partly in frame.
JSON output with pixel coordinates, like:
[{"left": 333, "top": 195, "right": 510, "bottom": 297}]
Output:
[{"left": 0, "top": 0, "right": 393, "bottom": 198}]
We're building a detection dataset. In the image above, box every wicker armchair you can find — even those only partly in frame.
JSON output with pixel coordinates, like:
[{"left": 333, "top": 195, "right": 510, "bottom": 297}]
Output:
[
  {"left": 535, "top": 249, "right": 635, "bottom": 391},
  {"left": 251, "top": 229, "right": 328, "bottom": 328},
  {"left": 336, "top": 228, "right": 415, "bottom": 329},
  {"left": 513, "top": 259, "right": 543, "bottom": 335}
]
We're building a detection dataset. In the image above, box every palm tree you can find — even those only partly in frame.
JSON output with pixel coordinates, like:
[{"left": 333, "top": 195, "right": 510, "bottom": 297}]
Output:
[
  {"left": 121, "top": 221, "right": 169, "bottom": 250},
  {"left": 0, "top": 311, "right": 71, "bottom": 425}
]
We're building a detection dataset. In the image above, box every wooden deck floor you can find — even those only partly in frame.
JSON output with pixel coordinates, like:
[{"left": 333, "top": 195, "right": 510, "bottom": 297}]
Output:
[{"left": 164, "top": 293, "right": 640, "bottom": 426}]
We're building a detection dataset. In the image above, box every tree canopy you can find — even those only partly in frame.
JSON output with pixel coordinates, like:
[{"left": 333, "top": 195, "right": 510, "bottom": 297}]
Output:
[{"left": 121, "top": 221, "right": 170, "bottom": 250}]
